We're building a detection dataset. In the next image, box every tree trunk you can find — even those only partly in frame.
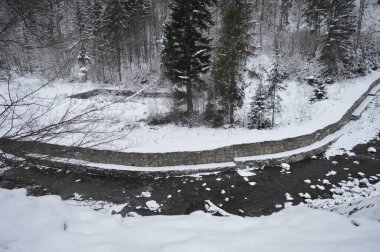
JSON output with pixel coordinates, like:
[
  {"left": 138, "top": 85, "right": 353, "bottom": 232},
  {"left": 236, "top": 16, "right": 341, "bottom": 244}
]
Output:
[
  {"left": 356, "top": 0, "right": 366, "bottom": 49},
  {"left": 229, "top": 104, "right": 234, "bottom": 124},
  {"left": 259, "top": 0, "right": 264, "bottom": 48},
  {"left": 271, "top": 85, "right": 275, "bottom": 129},
  {"left": 186, "top": 79, "right": 193, "bottom": 113}
]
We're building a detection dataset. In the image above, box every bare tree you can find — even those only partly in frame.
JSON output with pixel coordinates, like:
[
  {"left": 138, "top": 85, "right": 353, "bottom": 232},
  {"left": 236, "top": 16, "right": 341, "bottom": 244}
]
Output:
[{"left": 0, "top": 71, "right": 135, "bottom": 169}]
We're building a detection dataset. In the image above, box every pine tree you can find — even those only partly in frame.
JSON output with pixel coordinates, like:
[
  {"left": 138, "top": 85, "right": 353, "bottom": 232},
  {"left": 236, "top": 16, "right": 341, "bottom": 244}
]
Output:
[
  {"left": 266, "top": 60, "right": 287, "bottom": 128},
  {"left": 90, "top": 0, "right": 106, "bottom": 81},
  {"left": 102, "top": 0, "right": 130, "bottom": 82},
  {"left": 248, "top": 81, "right": 270, "bottom": 129},
  {"left": 320, "top": 0, "right": 357, "bottom": 75},
  {"left": 304, "top": 0, "right": 328, "bottom": 57},
  {"left": 161, "top": 0, "right": 215, "bottom": 114},
  {"left": 211, "top": 0, "right": 252, "bottom": 124},
  {"left": 75, "top": 0, "right": 92, "bottom": 81},
  {"left": 280, "top": 0, "right": 292, "bottom": 27}
]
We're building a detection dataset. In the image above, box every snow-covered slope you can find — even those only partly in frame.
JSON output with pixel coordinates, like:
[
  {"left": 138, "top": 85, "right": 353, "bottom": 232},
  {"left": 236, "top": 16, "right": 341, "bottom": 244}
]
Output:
[{"left": 0, "top": 187, "right": 379, "bottom": 252}]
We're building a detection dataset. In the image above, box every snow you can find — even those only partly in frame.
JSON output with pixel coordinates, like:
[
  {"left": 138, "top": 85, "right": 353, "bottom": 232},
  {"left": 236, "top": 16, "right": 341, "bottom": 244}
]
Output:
[
  {"left": 26, "top": 153, "right": 236, "bottom": 172},
  {"left": 146, "top": 200, "right": 160, "bottom": 212},
  {"left": 2, "top": 72, "right": 379, "bottom": 154},
  {"left": 124, "top": 70, "right": 379, "bottom": 152},
  {"left": 1, "top": 188, "right": 380, "bottom": 252},
  {"left": 325, "top": 90, "right": 380, "bottom": 157},
  {"left": 280, "top": 163, "right": 290, "bottom": 170},
  {"left": 236, "top": 168, "right": 256, "bottom": 177},
  {"left": 285, "top": 193, "right": 294, "bottom": 201},
  {"left": 139, "top": 191, "right": 152, "bottom": 198},
  {"left": 367, "top": 147, "right": 376, "bottom": 153},
  {"left": 204, "top": 200, "right": 231, "bottom": 216},
  {"left": 326, "top": 170, "right": 337, "bottom": 176},
  {"left": 298, "top": 193, "right": 311, "bottom": 199},
  {"left": 234, "top": 128, "right": 339, "bottom": 162}
]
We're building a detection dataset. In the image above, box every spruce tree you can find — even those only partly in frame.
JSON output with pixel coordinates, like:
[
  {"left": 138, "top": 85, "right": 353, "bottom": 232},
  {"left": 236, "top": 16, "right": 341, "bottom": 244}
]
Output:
[
  {"left": 102, "top": 0, "right": 130, "bottom": 82},
  {"left": 75, "top": 1, "right": 92, "bottom": 81},
  {"left": 320, "top": 0, "right": 357, "bottom": 75},
  {"left": 266, "top": 60, "right": 287, "bottom": 128},
  {"left": 161, "top": 0, "right": 215, "bottom": 114},
  {"left": 280, "top": 0, "right": 292, "bottom": 27},
  {"left": 304, "top": 0, "right": 328, "bottom": 57},
  {"left": 90, "top": 0, "right": 105, "bottom": 81},
  {"left": 211, "top": 0, "right": 252, "bottom": 124},
  {"left": 248, "top": 82, "right": 269, "bottom": 129}
]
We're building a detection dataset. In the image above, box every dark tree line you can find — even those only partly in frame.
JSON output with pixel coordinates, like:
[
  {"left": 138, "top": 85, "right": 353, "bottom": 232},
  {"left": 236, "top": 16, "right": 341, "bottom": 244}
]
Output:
[{"left": 0, "top": 0, "right": 169, "bottom": 82}]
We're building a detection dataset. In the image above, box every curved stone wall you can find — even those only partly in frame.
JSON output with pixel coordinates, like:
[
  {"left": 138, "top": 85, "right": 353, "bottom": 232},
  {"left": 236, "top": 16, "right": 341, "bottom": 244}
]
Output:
[{"left": 1, "top": 78, "right": 379, "bottom": 168}]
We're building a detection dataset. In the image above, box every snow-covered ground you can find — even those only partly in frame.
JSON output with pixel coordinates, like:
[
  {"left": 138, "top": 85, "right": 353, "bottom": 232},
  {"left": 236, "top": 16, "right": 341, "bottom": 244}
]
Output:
[
  {"left": 1, "top": 71, "right": 379, "bottom": 152},
  {"left": 1, "top": 184, "right": 379, "bottom": 252},
  {"left": 2, "top": 73, "right": 380, "bottom": 252},
  {"left": 325, "top": 90, "right": 380, "bottom": 157}
]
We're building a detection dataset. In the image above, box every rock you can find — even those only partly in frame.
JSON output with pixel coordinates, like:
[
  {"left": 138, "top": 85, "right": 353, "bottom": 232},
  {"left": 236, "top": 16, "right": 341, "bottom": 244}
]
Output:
[
  {"left": 330, "top": 188, "right": 345, "bottom": 195},
  {"left": 357, "top": 172, "right": 365, "bottom": 177},
  {"left": 368, "top": 147, "right": 376, "bottom": 153},
  {"left": 322, "top": 179, "right": 330, "bottom": 184},
  {"left": 127, "top": 212, "right": 141, "bottom": 217},
  {"left": 326, "top": 170, "right": 337, "bottom": 176},
  {"left": 146, "top": 200, "right": 160, "bottom": 212},
  {"left": 298, "top": 192, "right": 311, "bottom": 199},
  {"left": 285, "top": 193, "right": 294, "bottom": 201},
  {"left": 349, "top": 187, "right": 362, "bottom": 194},
  {"left": 140, "top": 191, "right": 151, "bottom": 198},
  {"left": 281, "top": 163, "right": 291, "bottom": 170},
  {"left": 316, "top": 185, "right": 325, "bottom": 190},
  {"left": 346, "top": 181, "right": 355, "bottom": 188}
]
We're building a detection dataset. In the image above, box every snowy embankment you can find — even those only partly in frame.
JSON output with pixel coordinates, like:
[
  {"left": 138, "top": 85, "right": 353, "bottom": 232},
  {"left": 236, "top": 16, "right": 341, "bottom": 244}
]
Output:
[
  {"left": 25, "top": 84, "right": 379, "bottom": 172},
  {"left": 122, "top": 72, "right": 380, "bottom": 153},
  {"left": 1, "top": 72, "right": 379, "bottom": 153},
  {"left": 0, "top": 187, "right": 379, "bottom": 252}
]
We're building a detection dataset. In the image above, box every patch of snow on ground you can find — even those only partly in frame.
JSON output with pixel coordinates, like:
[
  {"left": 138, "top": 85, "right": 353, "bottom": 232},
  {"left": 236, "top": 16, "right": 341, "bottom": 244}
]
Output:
[
  {"left": 1, "top": 188, "right": 380, "bottom": 251},
  {"left": 325, "top": 93, "right": 380, "bottom": 157}
]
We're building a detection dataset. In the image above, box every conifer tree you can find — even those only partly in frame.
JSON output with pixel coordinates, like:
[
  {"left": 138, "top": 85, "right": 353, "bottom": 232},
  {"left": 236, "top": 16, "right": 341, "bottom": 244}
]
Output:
[
  {"left": 161, "top": 0, "right": 215, "bottom": 114},
  {"left": 248, "top": 81, "right": 269, "bottom": 129},
  {"left": 280, "top": 0, "right": 292, "bottom": 27},
  {"left": 102, "top": 0, "right": 130, "bottom": 82},
  {"left": 90, "top": 0, "right": 105, "bottom": 81},
  {"left": 320, "top": 0, "right": 357, "bottom": 75},
  {"left": 75, "top": 1, "right": 92, "bottom": 81},
  {"left": 211, "top": 0, "right": 252, "bottom": 124},
  {"left": 304, "top": 0, "right": 328, "bottom": 57},
  {"left": 266, "top": 60, "right": 287, "bottom": 128}
]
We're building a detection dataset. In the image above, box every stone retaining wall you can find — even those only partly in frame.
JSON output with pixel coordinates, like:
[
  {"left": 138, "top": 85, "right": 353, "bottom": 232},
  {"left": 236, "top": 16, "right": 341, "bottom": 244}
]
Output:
[{"left": 1, "top": 78, "right": 379, "bottom": 168}]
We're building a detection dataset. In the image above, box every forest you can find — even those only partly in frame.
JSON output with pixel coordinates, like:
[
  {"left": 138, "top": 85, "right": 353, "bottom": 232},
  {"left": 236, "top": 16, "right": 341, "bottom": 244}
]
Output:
[{"left": 1, "top": 0, "right": 379, "bottom": 128}]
